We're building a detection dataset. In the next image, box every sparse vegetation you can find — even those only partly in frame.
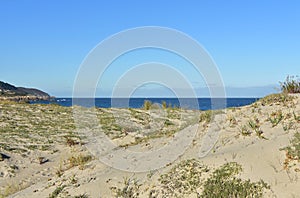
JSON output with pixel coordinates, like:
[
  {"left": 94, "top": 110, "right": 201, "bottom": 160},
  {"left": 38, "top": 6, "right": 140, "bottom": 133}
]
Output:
[
  {"left": 240, "top": 125, "right": 252, "bottom": 136},
  {"left": 110, "top": 177, "right": 141, "bottom": 198},
  {"left": 199, "top": 110, "right": 213, "bottom": 124},
  {"left": 0, "top": 101, "right": 77, "bottom": 154},
  {"left": 200, "top": 162, "right": 270, "bottom": 198},
  {"left": 293, "top": 112, "right": 300, "bottom": 122},
  {"left": 49, "top": 185, "right": 66, "bottom": 198},
  {"left": 0, "top": 182, "right": 29, "bottom": 198},
  {"left": 68, "top": 154, "right": 92, "bottom": 170},
  {"left": 282, "top": 132, "right": 300, "bottom": 170},
  {"left": 199, "top": 110, "right": 224, "bottom": 126},
  {"left": 157, "top": 159, "right": 209, "bottom": 197},
  {"left": 280, "top": 75, "right": 300, "bottom": 94},
  {"left": 1, "top": 78, "right": 299, "bottom": 197},
  {"left": 148, "top": 160, "right": 270, "bottom": 197},
  {"left": 248, "top": 118, "right": 266, "bottom": 139},
  {"left": 227, "top": 114, "right": 238, "bottom": 127},
  {"left": 268, "top": 110, "right": 284, "bottom": 127},
  {"left": 56, "top": 163, "right": 64, "bottom": 177},
  {"left": 143, "top": 100, "right": 152, "bottom": 110},
  {"left": 258, "top": 93, "right": 293, "bottom": 106},
  {"left": 161, "top": 100, "right": 167, "bottom": 109},
  {"left": 73, "top": 194, "right": 89, "bottom": 198},
  {"left": 283, "top": 121, "right": 294, "bottom": 131},
  {"left": 147, "top": 159, "right": 206, "bottom": 197}
]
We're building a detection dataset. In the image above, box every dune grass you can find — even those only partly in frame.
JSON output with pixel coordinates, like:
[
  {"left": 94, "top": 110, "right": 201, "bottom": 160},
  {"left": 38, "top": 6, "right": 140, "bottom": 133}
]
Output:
[
  {"left": 282, "top": 132, "right": 300, "bottom": 170},
  {"left": 200, "top": 162, "right": 270, "bottom": 198},
  {"left": 148, "top": 159, "right": 270, "bottom": 197},
  {"left": 280, "top": 75, "right": 300, "bottom": 94}
]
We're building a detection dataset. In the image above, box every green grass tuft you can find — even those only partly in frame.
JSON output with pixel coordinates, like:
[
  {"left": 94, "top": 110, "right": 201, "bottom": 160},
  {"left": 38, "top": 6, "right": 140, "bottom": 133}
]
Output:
[
  {"left": 280, "top": 75, "right": 300, "bottom": 94},
  {"left": 200, "top": 162, "right": 270, "bottom": 198}
]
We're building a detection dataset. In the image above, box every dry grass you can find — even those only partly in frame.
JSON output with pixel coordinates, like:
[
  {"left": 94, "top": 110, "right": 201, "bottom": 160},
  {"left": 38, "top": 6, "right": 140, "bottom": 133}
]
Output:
[{"left": 68, "top": 154, "right": 92, "bottom": 170}]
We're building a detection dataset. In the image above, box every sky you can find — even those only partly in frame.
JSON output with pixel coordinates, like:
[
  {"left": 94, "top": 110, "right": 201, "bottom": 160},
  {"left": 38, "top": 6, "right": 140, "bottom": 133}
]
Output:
[{"left": 0, "top": 0, "right": 299, "bottom": 97}]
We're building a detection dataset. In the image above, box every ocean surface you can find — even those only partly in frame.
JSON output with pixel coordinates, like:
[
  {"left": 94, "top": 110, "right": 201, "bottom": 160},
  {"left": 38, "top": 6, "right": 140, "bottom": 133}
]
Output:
[{"left": 30, "top": 98, "right": 260, "bottom": 110}]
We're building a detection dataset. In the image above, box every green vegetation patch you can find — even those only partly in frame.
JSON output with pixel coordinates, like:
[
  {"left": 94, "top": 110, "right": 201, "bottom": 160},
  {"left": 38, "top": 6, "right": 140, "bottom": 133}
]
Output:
[
  {"left": 282, "top": 132, "right": 300, "bottom": 169},
  {"left": 280, "top": 75, "right": 300, "bottom": 94},
  {"left": 0, "top": 102, "right": 78, "bottom": 154},
  {"left": 200, "top": 162, "right": 270, "bottom": 198},
  {"left": 110, "top": 177, "right": 141, "bottom": 198},
  {"left": 258, "top": 93, "right": 293, "bottom": 106},
  {"left": 157, "top": 159, "right": 209, "bottom": 197},
  {"left": 149, "top": 160, "right": 270, "bottom": 198}
]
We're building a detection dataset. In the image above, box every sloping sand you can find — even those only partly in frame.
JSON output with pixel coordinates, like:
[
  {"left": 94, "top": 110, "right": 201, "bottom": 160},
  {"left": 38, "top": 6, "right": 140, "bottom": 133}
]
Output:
[{"left": 1, "top": 94, "right": 299, "bottom": 197}]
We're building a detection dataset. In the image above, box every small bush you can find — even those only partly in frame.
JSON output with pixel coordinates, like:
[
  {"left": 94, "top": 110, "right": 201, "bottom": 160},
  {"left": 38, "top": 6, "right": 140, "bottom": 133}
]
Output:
[
  {"left": 68, "top": 154, "right": 92, "bottom": 170},
  {"left": 248, "top": 118, "right": 266, "bottom": 139},
  {"left": 268, "top": 110, "right": 284, "bottom": 127},
  {"left": 161, "top": 101, "right": 167, "bottom": 109},
  {"left": 280, "top": 75, "right": 300, "bottom": 94},
  {"left": 110, "top": 177, "right": 141, "bottom": 198},
  {"left": 158, "top": 159, "right": 209, "bottom": 197},
  {"left": 199, "top": 110, "right": 213, "bottom": 123},
  {"left": 258, "top": 93, "right": 293, "bottom": 106},
  {"left": 293, "top": 112, "right": 300, "bottom": 122},
  {"left": 49, "top": 185, "right": 66, "bottom": 198},
  {"left": 0, "top": 182, "right": 28, "bottom": 197},
  {"left": 282, "top": 132, "right": 300, "bottom": 169},
  {"left": 200, "top": 162, "right": 270, "bottom": 198},
  {"left": 227, "top": 115, "right": 237, "bottom": 127},
  {"left": 143, "top": 100, "right": 152, "bottom": 110},
  {"left": 240, "top": 125, "right": 252, "bottom": 136}
]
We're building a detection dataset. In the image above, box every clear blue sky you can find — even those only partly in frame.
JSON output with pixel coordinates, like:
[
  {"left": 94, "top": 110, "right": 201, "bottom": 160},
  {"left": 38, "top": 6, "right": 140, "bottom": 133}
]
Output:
[{"left": 0, "top": 0, "right": 299, "bottom": 97}]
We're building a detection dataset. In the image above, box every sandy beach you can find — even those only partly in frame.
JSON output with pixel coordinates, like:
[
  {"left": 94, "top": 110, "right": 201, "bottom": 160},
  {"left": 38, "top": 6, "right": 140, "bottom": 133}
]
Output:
[{"left": 0, "top": 93, "right": 299, "bottom": 197}]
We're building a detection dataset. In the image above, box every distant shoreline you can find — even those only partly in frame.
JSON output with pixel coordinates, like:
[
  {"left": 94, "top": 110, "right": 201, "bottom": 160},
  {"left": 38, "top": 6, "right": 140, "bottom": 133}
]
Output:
[
  {"left": 0, "top": 95, "right": 52, "bottom": 102},
  {"left": 29, "top": 97, "right": 260, "bottom": 110}
]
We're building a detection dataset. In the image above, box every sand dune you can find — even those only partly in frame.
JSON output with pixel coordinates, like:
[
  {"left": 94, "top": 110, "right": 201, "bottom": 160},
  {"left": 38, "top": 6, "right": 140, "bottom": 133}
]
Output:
[{"left": 0, "top": 94, "right": 299, "bottom": 197}]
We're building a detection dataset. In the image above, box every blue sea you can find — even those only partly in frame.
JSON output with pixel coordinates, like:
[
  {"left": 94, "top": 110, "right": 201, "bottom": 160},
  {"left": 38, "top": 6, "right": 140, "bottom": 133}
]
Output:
[{"left": 31, "top": 98, "right": 260, "bottom": 110}]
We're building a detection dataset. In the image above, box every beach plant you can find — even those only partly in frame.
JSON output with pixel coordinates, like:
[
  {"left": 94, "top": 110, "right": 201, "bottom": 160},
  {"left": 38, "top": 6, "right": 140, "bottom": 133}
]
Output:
[
  {"left": 129, "top": 108, "right": 150, "bottom": 125},
  {"left": 65, "top": 137, "right": 78, "bottom": 147},
  {"left": 98, "top": 110, "right": 123, "bottom": 138},
  {"left": 248, "top": 118, "right": 266, "bottom": 139},
  {"left": 167, "top": 108, "right": 181, "bottom": 119},
  {"left": 283, "top": 121, "right": 294, "bottom": 131},
  {"left": 293, "top": 112, "right": 300, "bottom": 122},
  {"left": 69, "top": 174, "right": 78, "bottom": 185},
  {"left": 55, "top": 163, "right": 64, "bottom": 177},
  {"left": 161, "top": 100, "right": 167, "bottom": 109},
  {"left": 199, "top": 110, "right": 224, "bottom": 125},
  {"left": 258, "top": 93, "right": 293, "bottom": 106},
  {"left": 110, "top": 177, "right": 141, "bottom": 198},
  {"left": 200, "top": 162, "right": 270, "bottom": 198},
  {"left": 282, "top": 132, "right": 300, "bottom": 169},
  {"left": 143, "top": 100, "right": 152, "bottom": 110},
  {"left": 164, "top": 119, "right": 174, "bottom": 127},
  {"left": 227, "top": 115, "right": 238, "bottom": 127},
  {"left": 199, "top": 110, "right": 213, "bottom": 124},
  {"left": 49, "top": 185, "right": 66, "bottom": 198},
  {"left": 68, "top": 154, "right": 92, "bottom": 170},
  {"left": 0, "top": 182, "right": 29, "bottom": 198},
  {"left": 268, "top": 110, "right": 284, "bottom": 127},
  {"left": 239, "top": 125, "right": 252, "bottom": 136},
  {"left": 280, "top": 75, "right": 300, "bottom": 94},
  {"left": 73, "top": 194, "right": 89, "bottom": 198},
  {"left": 157, "top": 159, "right": 209, "bottom": 197},
  {"left": 0, "top": 101, "right": 78, "bottom": 154},
  {"left": 248, "top": 118, "right": 260, "bottom": 130}
]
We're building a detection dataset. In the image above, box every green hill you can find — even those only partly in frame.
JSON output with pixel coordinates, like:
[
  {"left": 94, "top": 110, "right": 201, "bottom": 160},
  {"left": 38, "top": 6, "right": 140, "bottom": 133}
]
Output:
[{"left": 0, "top": 81, "right": 50, "bottom": 99}]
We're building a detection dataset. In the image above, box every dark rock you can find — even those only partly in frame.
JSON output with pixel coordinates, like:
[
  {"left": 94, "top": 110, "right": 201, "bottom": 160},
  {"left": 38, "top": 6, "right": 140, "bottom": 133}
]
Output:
[{"left": 0, "top": 153, "right": 10, "bottom": 161}]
